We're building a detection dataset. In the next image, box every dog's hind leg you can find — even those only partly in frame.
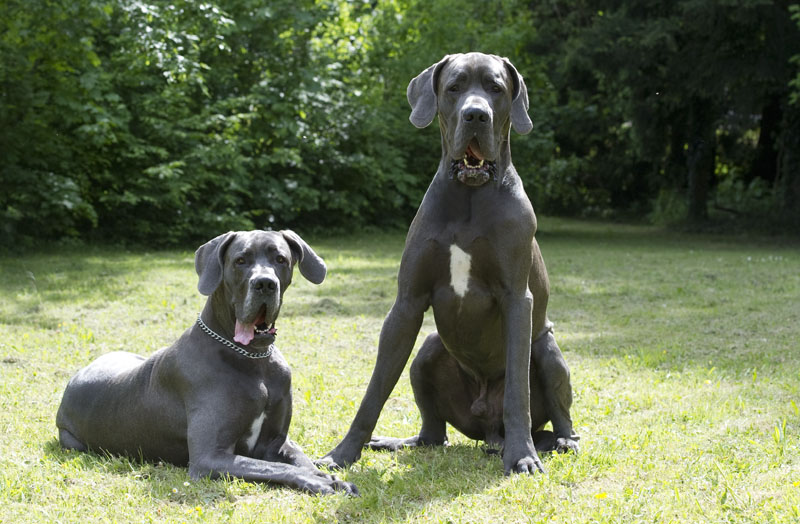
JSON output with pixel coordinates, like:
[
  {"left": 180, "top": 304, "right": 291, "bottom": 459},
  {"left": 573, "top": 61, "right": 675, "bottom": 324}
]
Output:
[
  {"left": 367, "top": 332, "right": 479, "bottom": 451},
  {"left": 531, "top": 327, "right": 579, "bottom": 453}
]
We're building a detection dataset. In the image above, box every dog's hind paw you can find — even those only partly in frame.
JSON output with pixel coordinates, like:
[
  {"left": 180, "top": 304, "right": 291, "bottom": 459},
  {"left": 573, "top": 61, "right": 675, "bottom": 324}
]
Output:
[
  {"left": 556, "top": 436, "right": 580, "bottom": 454},
  {"left": 366, "top": 435, "right": 415, "bottom": 451},
  {"left": 314, "top": 456, "right": 345, "bottom": 471},
  {"left": 367, "top": 434, "right": 446, "bottom": 451}
]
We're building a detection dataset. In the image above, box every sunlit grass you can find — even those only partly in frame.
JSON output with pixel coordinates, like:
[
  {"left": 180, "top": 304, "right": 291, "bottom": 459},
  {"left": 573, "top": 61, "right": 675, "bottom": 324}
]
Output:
[{"left": 1, "top": 218, "right": 799, "bottom": 523}]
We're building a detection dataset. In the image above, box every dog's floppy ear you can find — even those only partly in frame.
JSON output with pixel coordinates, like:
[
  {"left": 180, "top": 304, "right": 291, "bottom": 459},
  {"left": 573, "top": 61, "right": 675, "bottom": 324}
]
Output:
[
  {"left": 280, "top": 230, "right": 326, "bottom": 285},
  {"left": 501, "top": 57, "right": 533, "bottom": 135},
  {"left": 195, "top": 231, "right": 237, "bottom": 296},
  {"left": 407, "top": 55, "right": 452, "bottom": 129}
]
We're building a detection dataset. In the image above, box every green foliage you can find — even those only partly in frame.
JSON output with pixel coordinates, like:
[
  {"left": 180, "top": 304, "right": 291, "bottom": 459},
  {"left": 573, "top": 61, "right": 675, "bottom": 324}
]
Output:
[
  {"left": 648, "top": 188, "right": 688, "bottom": 226},
  {"left": 0, "top": 0, "right": 108, "bottom": 243},
  {"left": 789, "top": 3, "right": 800, "bottom": 105},
  {"left": 2, "top": 0, "right": 800, "bottom": 245},
  {"left": 0, "top": 0, "right": 560, "bottom": 245},
  {"left": 529, "top": 0, "right": 800, "bottom": 225},
  {"left": 1, "top": 0, "right": 398, "bottom": 245}
]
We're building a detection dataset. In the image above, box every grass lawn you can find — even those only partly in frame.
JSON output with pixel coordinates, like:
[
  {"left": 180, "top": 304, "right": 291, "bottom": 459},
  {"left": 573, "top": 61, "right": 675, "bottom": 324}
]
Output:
[{"left": 1, "top": 217, "right": 799, "bottom": 523}]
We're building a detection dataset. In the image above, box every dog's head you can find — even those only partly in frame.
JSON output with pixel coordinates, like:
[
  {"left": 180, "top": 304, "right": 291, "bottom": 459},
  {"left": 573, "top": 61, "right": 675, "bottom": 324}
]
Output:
[
  {"left": 407, "top": 52, "right": 532, "bottom": 186},
  {"left": 194, "top": 230, "right": 326, "bottom": 349}
]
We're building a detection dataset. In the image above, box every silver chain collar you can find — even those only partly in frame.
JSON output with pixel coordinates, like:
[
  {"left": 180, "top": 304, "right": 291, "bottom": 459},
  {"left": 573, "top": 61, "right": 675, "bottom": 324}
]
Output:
[{"left": 196, "top": 316, "right": 274, "bottom": 360}]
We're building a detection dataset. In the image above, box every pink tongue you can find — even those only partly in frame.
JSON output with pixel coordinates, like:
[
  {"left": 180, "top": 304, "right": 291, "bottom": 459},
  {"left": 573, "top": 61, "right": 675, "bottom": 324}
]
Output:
[{"left": 234, "top": 320, "right": 255, "bottom": 345}]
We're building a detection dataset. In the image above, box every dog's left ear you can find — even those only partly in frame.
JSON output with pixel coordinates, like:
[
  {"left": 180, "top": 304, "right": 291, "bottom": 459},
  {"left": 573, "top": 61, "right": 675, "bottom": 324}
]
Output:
[
  {"left": 280, "top": 230, "right": 326, "bottom": 285},
  {"left": 195, "top": 231, "right": 237, "bottom": 296},
  {"left": 501, "top": 57, "right": 533, "bottom": 135}
]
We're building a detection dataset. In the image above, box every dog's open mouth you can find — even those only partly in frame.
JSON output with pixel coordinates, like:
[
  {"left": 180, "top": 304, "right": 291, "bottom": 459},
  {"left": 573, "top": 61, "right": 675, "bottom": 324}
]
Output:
[
  {"left": 449, "top": 143, "right": 496, "bottom": 186},
  {"left": 234, "top": 304, "right": 277, "bottom": 346}
]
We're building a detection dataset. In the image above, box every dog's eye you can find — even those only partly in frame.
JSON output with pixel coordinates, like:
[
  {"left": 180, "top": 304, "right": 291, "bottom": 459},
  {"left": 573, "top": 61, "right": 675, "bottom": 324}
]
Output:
[
  {"left": 234, "top": 257, "right": 246, "bottom": 265},
  {"left": 447, "top": 84, "right": 459, "bottom": 93},
  {"left": 490, "top": 84, "right": 503, "bottom": 93},
  {"left": 276, "top": 255, "right": 288, "bottom": 265}
]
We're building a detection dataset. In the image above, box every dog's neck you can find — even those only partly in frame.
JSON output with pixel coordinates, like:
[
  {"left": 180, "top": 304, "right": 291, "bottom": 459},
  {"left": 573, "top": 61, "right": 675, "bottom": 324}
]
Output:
[
  {"left": 197, "top": 300, "right": 277, "bottom": 359},
  {"left": 202, "top": 294, "right": 236, "bottom": 339}
]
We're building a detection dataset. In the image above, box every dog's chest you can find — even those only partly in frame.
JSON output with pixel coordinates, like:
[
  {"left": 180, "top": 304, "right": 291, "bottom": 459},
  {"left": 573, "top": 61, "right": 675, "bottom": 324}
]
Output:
[
  {"left": 430, "top": 239, "right": 497, "bottom": 320},
  {"left": 435, "top": 238, "right": 495, "bottom": 299},
  {"left": 448, "top": 244, "right": 472, "bottom": 298},
  {"left": 237, "top": 412, "right": 266, "bottom": 453},
  {"left": 234, "top": 381, "right": 274, "bottom": 455},
  {"left": 244, "top": 412, "right": 266, "bottom": 450}
]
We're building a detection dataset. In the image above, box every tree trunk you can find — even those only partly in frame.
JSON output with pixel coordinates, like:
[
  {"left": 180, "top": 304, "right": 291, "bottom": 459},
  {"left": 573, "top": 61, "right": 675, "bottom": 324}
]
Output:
[
  {"left": 748, "top": 95, "right": 782, "bottom": 183},
  {"left": 686, "top": 97, "right": 715, "bottom": 223}
]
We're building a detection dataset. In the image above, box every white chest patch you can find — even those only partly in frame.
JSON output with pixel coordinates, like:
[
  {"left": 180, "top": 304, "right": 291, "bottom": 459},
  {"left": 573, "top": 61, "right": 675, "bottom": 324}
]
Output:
[
  {"left": 244, "top": 412, "right": 266, "bottom": 452},
  {"left": 449, "top": 244, "right": 472, "bottom": 298}
]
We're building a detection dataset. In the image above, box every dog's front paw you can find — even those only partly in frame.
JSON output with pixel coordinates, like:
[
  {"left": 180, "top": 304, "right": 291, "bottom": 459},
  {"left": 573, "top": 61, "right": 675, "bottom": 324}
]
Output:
[
  {"left": 332, "top": 479, "right": 360, "bottom": 497},
  {"left": 299, "top": 474, "right": 359, "bottom": 496},
  {"left": 505, "top": 455, "right": 545, "bottom": 475},
  {"left": 503, "top": 442, "right": 545, "bottom": 475}
]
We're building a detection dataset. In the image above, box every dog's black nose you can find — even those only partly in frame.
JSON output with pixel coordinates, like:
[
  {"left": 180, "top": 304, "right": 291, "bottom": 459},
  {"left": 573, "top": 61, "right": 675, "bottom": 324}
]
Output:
[
  {"left": 252, "top": 275, "right": 278, "bottom": 293},
  {"left": 462, "top": 105, "right": 490, "bottom": 124}
]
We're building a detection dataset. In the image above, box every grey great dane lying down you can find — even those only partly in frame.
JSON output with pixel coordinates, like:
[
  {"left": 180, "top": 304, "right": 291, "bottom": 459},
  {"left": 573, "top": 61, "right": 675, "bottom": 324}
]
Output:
[
  {"left": 320, "top": 53, "right": 579, "bottom": 475},
  {"left": 56, "top": 230, "right": 357, "bottom": 495}
]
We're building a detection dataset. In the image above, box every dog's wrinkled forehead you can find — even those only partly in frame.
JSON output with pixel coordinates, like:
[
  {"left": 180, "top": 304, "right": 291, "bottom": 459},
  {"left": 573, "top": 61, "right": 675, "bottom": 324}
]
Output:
[
  {"left": 437, "top": 53, "right": 511, "bottom": 96},
  {"left": 228, "top": 231, "right": 274, "bottom": 252},
  {"left": 225, "top": 231, "right": 290, "bottom": 262}
]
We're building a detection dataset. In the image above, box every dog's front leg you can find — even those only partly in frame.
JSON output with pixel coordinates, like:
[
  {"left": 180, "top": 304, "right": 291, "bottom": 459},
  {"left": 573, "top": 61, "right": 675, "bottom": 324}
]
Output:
[
  {"left": 249, "top": 394, "right": 320, "bottom": 473},
  {"left": 277, "top": 438, "right": 319, "bottom": 471},
  {"left": 501, "top": 289, "right": 544, "bottom": 475},
  {"left": 186, "top": 412, "right": 357, "bottom": 495},
  {"left": 319, "top": 295, "right": 427, "bottom": 469},
  {"left": 188, "top": 451, "right": 357, "bottom": 495}
]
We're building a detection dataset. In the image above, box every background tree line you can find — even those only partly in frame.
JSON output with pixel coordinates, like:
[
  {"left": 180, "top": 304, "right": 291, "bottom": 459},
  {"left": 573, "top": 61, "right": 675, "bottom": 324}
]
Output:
[{"left": 2, "top": 0, "right": 799, "bottom": 246}]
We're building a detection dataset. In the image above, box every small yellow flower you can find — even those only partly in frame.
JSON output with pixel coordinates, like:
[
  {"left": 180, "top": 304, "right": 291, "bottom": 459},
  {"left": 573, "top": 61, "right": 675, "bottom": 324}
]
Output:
[{"left": 595, "top": 492, "right": 608, "bottom": 499}]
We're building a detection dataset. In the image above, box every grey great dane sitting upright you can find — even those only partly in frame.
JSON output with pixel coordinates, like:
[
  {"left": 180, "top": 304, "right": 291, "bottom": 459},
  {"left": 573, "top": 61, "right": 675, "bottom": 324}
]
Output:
[
  {"left": 56, "top": 230, "right": 357, "bottom": 495},
  {"left": 320, "top": 53, "right": 578, "bottom": 475}
]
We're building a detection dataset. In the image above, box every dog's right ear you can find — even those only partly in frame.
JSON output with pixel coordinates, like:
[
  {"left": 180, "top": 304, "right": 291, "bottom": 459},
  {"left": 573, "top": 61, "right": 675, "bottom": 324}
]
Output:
[
  {"left": 407, "top": 55, "right": 452, "bottom": 128},
  {"left": 195, "top": 231, "right": 237, "bottom": 296}
]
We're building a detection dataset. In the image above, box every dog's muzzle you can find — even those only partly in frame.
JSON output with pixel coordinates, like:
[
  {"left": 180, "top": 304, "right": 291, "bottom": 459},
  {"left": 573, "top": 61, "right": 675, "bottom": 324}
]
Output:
[
  {"left": 448, "top": 137, "right": 496, "bottom": 186},
  {"left": 449, "top": 154, "right": 497, "bottom": 186}
]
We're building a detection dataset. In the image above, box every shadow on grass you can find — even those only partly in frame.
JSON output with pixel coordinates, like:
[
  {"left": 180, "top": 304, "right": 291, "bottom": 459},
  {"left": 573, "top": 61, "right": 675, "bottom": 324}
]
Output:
[
  {"left": 43, "top": 439, "right": 260, "bottom": 505},
  {"left": 537, "top": 217, "right": 800, "bottom": 248},
  {"left": 42, "top": 436, "right": 568, "bottom": 516},
  {"left": 0, "top": 249, "right": 192, "bottom": 330},
  {"left": 333, "top": 443, "right": 569, "bottom": 521}
]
